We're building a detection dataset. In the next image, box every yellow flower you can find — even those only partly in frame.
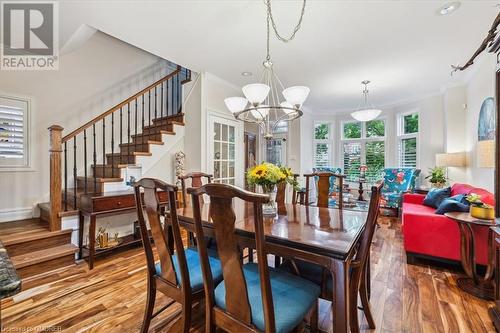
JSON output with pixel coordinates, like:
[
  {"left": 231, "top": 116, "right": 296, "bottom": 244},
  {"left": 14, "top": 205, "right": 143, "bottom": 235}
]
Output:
[{"left": 251, "top": 165, "right": 267, "bottom": 179}]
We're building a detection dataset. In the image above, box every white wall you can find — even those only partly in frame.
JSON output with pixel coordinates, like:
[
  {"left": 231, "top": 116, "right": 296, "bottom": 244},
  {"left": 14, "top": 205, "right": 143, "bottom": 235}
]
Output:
[
  {"left": 0, "top": 31, "right": 168, "bottom": 218},
  {"left": 464, "top": 54, "right": 496, "bottom": 192}
]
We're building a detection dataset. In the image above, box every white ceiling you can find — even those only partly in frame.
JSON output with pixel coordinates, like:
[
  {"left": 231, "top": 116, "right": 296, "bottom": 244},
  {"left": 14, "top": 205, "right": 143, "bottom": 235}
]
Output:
[{"left": 59, "top": 0, "right": 499, "bottom": 113}]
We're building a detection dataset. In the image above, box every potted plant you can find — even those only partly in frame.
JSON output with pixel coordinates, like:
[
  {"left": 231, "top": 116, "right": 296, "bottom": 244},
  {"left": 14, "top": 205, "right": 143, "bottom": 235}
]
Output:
[
  {"left": 466, "top": 193, "right": 495, "bottom": 220},
  {"left": 246, "top": 163, "right": 297, "bottom": 216},
  {"left": 425, "top": 167, "right": 447, "bottom": 188}
]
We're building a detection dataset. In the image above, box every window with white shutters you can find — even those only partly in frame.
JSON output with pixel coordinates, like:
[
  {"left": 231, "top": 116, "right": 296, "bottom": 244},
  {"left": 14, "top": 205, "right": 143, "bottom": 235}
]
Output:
[
  {"left": 0, "top": 97, "right": 30, "bottom": 169},
  {"left": 397, "top": 111, "right": 419, "bottom": 168},
  {"left": 314, "top": 122, "right": 332, "bottom": 168},
  {"left": 343, "top": 141, "right": 361, "bottom": 181}
]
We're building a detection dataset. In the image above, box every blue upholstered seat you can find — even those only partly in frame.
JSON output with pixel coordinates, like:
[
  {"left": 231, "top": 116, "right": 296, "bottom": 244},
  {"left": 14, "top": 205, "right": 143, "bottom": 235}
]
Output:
[
  {"left": 155, "top": 247, "right": 223, "bottom": 291},
  {"left": 214, "top": 263, "right": 321, "bottom": 333},
  {"left": 280, "top": 260, "right": 334, "bottom": 293}
]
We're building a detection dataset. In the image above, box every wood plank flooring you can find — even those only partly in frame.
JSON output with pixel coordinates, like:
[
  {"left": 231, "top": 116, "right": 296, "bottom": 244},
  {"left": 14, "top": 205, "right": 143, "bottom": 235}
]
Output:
[{"left": 0, "top": 216, "right": 495, "bottom": 332}]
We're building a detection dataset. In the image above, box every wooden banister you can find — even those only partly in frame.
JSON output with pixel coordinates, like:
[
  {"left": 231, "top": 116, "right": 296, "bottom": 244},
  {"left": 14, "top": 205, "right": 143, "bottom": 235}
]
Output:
[
  {"left": 48, "top": 125, "right": 63, "bottom": 231},
  {"left": 62, "top": 66, "right": 182, "bottom": 142}
]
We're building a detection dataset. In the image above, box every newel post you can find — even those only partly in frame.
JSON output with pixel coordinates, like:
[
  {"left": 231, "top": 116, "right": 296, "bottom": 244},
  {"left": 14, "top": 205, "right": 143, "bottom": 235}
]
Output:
[{"left": 48, "top": 125, "right": 63, "bottom": 231}]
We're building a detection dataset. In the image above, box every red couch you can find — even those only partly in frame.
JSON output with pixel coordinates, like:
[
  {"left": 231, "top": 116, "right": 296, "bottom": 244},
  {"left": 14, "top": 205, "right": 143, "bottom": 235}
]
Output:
[{"left": 402, "top": 183, "right": 495, "bottom": 265}]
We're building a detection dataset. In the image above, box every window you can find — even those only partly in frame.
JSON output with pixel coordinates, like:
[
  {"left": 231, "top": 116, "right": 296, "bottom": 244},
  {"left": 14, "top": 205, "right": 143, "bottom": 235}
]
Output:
[
  {"left": 0, "top": 96, "right": 30, "bottom": 169},
  {"left": 213, "top": 122, "right": 236, "bottom": 185},
  {"left": 397, "top": 112, "right": 419, "bottom": 168},
  {"left": 314, "top": 122, "right": 332, "bottom": 167},
  {"left": 341, "top": 120, "right": 386, "bottom": 182}
]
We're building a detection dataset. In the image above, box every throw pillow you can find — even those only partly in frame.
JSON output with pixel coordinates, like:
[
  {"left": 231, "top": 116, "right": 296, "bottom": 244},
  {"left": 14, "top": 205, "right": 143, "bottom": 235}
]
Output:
[
  {"left": 423, "top": 187, "right": 451, "bottom": 208},
  {"left": 435, "top": 198, "right": 470, "bottom": 215}
]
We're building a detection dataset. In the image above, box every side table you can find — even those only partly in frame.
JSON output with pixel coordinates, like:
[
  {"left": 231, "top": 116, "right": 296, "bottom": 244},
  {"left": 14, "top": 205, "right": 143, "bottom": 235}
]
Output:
[
  {"left": 490, "top": 224, "right": 500, "bottom": 331},
  {"left": 445, "top": 212, "right": 497, "bottom": 300}
]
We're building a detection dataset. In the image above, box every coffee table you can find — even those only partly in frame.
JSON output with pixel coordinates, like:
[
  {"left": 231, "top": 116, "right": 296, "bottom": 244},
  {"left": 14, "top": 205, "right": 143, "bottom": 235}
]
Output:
[{"left": 445, "top": 212, "right": 498, "bottom": 300}]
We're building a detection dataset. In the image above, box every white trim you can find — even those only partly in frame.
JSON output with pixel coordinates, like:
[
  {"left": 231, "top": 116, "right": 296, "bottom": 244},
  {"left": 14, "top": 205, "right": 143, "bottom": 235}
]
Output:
[{"left": 0, "top": 207, "right": 33, "bottom": 223}]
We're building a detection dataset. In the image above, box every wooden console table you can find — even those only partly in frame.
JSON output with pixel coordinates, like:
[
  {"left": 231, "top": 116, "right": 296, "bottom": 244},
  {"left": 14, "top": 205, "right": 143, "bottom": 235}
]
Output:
[
  {"left": 79, "top": 190, "right": 168, "bottom": 269},
  {"left": 490, "top": 224, "right": 500, "bottom": 331}
]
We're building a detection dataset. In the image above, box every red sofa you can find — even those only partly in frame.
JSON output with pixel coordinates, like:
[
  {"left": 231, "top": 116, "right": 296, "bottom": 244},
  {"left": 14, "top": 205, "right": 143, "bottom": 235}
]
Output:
[{"left": 402, "top": 183, "right": 495, "bottom": 265}]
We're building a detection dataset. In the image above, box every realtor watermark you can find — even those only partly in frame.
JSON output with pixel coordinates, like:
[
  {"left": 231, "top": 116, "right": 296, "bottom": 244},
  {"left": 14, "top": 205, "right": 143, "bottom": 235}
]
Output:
[{"left": 1, "top": 1, "right": 59, "bottom": 70}]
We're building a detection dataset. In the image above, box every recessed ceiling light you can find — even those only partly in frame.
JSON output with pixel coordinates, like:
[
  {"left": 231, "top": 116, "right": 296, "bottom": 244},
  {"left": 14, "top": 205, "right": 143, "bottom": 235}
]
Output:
[
  {"left": 241, "top": 71, "right": 252, "bottom": 77},
  {"left": 437, "top": 2, "right": 461, "bottom": 15}
]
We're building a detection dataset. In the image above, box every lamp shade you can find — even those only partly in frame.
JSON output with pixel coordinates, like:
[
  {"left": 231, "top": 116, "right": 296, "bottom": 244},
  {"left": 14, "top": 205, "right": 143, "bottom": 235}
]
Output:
[
  {"left": 242, "top": 83, "right": 270, "bottom": 105},
  {"left": 477, "top": 140, "right": 495, "bottom": 168},
  {"left": 251, "top": 105, "right": 269, "bottom": 120},
  {"left": 436, "top": 152, "right": 466, "bottom": 167},
  {"left": 350, "top": 108, "right": 382, "bottom": 122},
  {"left": 282, "top": 86, "right": 310, "bottom": 107},
  {"left": 280, "top": 101, "right": 294, "bottom": 114},
  {"left": 224, "top": 97, "right": 248, "bottom": 113}
]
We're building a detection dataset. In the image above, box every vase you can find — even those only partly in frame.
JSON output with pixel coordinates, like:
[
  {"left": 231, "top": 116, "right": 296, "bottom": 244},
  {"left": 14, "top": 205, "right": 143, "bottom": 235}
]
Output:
[
  {"left": 470, "top": 205, "right": 495, "bottom": 220},
  {"left": 261, "top": 185, "right": 277, "bottom": 216}
]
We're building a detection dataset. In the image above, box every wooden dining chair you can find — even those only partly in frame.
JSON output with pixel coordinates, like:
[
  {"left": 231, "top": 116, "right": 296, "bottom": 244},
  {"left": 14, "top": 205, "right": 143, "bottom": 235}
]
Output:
[
  {"left": 133, "top": 178, "right": 223, "bottom": 333},
  {"left": 282, "top": 182, "right": 383, "bottom": 333},
  {"left": 188, "top": 183, "right": 321, "bottom": 333},
  {"left": 303, "top": 172, "right": 345, "bottom": 208},
  {"left": 179, "top": 172, "right": 212, "bottom": 207}
]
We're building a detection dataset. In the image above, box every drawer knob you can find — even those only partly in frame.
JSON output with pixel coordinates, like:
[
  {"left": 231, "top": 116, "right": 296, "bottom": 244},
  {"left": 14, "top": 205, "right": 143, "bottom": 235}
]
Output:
[{"left": 117, "top": 201, "right": 122, "bottom": 205}]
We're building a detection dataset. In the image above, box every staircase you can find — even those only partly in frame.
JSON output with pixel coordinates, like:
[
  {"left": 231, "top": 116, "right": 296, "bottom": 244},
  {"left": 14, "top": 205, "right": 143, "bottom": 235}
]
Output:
[{"left": 1, "top": 65, "right": 192, "bottom": 280}]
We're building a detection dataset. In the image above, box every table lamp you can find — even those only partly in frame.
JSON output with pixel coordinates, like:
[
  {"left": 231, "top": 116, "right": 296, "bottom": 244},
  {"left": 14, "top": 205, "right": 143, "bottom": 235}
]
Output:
[{"left": 477, "top": 140, "right": 495, "bottom": 168}]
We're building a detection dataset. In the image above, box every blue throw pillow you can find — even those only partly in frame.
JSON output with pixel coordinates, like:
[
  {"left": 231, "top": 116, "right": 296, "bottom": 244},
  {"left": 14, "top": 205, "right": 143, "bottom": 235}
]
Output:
[
  {"left": 435, "top": 199, "right": 470, "bottom": 215},
  {"left": 448, "top": 194, "right": 469, "bottom": 205},
  {"left": 423, "top": 187, "right": 451, "bottom": 208}
]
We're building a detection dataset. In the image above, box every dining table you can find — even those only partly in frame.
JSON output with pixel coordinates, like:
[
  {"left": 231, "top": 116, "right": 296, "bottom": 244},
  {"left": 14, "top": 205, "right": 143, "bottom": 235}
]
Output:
[{"left": 177, "top": 200, "right": 369, "bottom": 333}]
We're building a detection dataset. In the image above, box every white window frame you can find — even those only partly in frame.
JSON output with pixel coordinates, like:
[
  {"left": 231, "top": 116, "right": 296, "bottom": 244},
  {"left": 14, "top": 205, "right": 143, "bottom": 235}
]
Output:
[
  {"left": 340, "top": 119, "right": 387, "bottom": 181},
  {"left": 396, "top": 110, "right": 420, "bottom": 168},
  {"left": 313, "top": 121, "right": 333, "bottom": 168},
  {"left": 0, "top": 94, "right": 32, "bottom": 171}
]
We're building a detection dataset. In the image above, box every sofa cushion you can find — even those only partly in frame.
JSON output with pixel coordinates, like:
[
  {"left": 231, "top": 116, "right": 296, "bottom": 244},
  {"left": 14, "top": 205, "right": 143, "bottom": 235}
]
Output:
[
  {"left": 451, "top": 183, "right": 474, "bottom": 196},
  {"left": 423, "top": 187, "right": 451, "bottom": 208},
  {"left": 435, "top": 197, "right": 470, "bottom": 215},
  {"left": 470, "top": 188, "right": 495, "bottom": 206},
  {"left": 403, "top": 202, "right": 437, "bottom": 216}
]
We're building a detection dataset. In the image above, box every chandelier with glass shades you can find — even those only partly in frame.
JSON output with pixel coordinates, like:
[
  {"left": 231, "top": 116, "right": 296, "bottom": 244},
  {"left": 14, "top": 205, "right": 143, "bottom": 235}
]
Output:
[
  {"left": 224, "top": 0, "right": 308, "bottom": 140},
  {"left": 350, "top": 80, "right": 382, "bottom": 122}
]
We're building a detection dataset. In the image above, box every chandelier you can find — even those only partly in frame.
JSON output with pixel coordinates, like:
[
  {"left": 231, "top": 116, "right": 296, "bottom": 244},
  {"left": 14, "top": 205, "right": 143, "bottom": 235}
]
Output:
[
  {"left": 224, "top": 0, "right": 308, "bottom": 140},
  {"left": 350, "top": 80, "right": 382, "bottom": 122}
]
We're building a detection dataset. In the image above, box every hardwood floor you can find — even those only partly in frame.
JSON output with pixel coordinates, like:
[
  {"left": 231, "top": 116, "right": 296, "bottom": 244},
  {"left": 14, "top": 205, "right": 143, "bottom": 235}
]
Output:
[{"left": 0, "top": 217, "right": 495, "bottom": 332}]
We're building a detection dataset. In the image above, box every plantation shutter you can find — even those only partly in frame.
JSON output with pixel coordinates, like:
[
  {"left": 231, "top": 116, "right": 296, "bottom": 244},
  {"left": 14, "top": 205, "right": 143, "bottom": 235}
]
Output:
[
  {"left": 343, "top": 142, "right": 361, "bottom": 181},
  {"left": 0, "top": 97, "right": 29, "bottom": 168},
  {"left": 365, "top": 141, "right": 385, "bottom": 182},
  {"left": 314, "top": 143, "right": 330, "bottom": 168},
  {"left": 399, "top": 137, "right": 417, "bottom": 167}
]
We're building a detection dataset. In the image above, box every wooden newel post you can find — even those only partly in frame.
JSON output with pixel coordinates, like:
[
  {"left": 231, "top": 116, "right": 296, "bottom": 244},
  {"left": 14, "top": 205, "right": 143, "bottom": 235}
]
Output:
[{"left": 48, "top": 125, "right": 63, "bottom": 231}]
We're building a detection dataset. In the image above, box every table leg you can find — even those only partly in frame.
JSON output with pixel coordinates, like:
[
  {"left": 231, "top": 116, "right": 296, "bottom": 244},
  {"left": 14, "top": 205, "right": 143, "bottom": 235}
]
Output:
[
  {"left": 89, "top": 215, "right": 96, "bottom": 270},
  {"left": 331, "top": 259, "right": 349, "bottom": 333},
  {"left": 358, "top": 182, "right": 364, "bottom": 201}
]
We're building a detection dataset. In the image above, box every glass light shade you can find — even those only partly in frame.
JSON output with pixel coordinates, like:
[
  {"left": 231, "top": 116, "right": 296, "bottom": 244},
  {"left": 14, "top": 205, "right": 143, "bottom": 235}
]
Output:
[
  {"left": 224, "top": 97, "right": 248, "bottom": 113},
  {"left": 280, "top": 101, "right": 295, "bottom": 114},
  {"left": 251, "top": 105, "right": 269, "bottom": 120},
  {"left": 282, "top": 86, "right": 310, "bottom": 107},
  {"left": 242, "top": 83, "right": 270, "bottom": 105},
  {"left": 350, "top": 108, "right": 382, "bottom": 122}
]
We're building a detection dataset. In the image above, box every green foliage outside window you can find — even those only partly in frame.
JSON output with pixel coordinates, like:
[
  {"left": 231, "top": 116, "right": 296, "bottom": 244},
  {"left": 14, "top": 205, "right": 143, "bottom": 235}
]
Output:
[
  {"left": 315, "top": 123, "right": 329, "bottom": 140},
  {"left": 366, "top": 120, "right": 385, "bottom": 137},
  {"left": 404, "top": 114, "right": 419, "bottom": 134},
  {"left": 343, "top": 122, "right": 361, "bottom": 139},
  {"left": 365, "top": 141, "right": 385, "bottom": 182}
]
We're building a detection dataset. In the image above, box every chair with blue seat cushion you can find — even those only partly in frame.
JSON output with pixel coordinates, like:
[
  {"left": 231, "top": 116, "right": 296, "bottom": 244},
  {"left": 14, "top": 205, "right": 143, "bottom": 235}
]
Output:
[
  {"left": 188, "top": 183, "right": 320, "bottom": 333},
  {"left": 134, "top": 178, "right": 223, "bottom": 333},
  {"left": 280, "top": 183, "right": 384, "bottom": 333},
  {"left": 380, "top": 168, "right": 421, "bottom": 215}
]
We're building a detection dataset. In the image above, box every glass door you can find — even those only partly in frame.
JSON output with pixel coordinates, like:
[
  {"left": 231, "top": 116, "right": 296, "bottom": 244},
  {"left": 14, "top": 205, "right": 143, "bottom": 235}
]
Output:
[{"left": 212, "top": 121, "right": 236, "bottom": 185}]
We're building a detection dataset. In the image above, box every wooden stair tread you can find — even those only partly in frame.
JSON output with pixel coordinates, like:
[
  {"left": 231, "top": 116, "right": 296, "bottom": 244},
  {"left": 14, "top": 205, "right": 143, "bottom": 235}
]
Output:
[
  {"left": 0, "top": 218, "right": 47, "bottom": 237},
  {"left": 10, "top": 244, "right": 78, "bottom": 269},
  {"left": 1, "top": 229, "right": 72, "bottom": 246},
  {"left": 119, "top": 140, "right": 164, "bottom": 146},
  {"left": 39, "top": 202, "right": 79, "bottom": 218},
  {"left": 92, "top": 164, "right": 135, "bottom": 169},
  {"left": 76, "top": 176, "right": 123, "bottom": 183},
  {"left": 106, "top": 151, "right": 152, "bottom": 157},
  {"left": 151, "top": 113, "right": 185, "bottom": 122}
]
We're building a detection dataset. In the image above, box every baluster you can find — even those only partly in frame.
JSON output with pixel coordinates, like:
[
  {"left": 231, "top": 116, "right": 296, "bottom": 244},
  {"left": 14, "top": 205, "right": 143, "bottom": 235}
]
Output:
[
  {"left": 84, "top": 129, "right": 87, "bottom": 194},
  {"left": 111, "top": 113, "right": 115, "bottom": 178},
  {"left": 177, "top": 73, "right": 180, "bottom": 114},
  {"left": 127, "top": 102, "right": 131, "bottom": 161},
  {"left": 73, "top": 136, "right": 77, "bottom": 209},
  {"left": 142, "top": 94, "right": 145, "bottom": 146},
  {"left": 64, "top": 141, "right": 68, "bottom": 211},
  {"left": 170, "top": 77, "right": 174, "bottom": 116},
  {"left": 93, "top": 124, "right": 97, "bottom": 192},
  {"left": 119, "top": 107, "right": 122, "bottom": 165},
  {"left": 166, "top": 79, "right": 169, "bottom": 117},
  {"left": 102, "top": 118, "right": 105, "bottom": 182},
  {"left": 135, "top": 99, "right": 138, "bottom": 151},
  {"left": 154, "top": 86, "right": 157, "bottom": 119},
  {"left": 148, "top": 90, "right": 152, "bottom": 142},
  {"left": 161, "top": 81, "right": 164, "bottom": 118}
]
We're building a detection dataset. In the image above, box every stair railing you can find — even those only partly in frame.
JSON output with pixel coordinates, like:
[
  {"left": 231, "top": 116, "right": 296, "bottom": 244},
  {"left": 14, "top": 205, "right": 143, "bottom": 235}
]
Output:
[{"left": 47, "top": 65, "right": 191, "bottom": 231}]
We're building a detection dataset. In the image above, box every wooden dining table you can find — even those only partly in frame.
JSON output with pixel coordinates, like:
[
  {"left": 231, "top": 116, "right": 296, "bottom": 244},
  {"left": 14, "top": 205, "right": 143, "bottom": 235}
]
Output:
[{"left": 177, "top": 200, "right": 369, "bottom": 333}]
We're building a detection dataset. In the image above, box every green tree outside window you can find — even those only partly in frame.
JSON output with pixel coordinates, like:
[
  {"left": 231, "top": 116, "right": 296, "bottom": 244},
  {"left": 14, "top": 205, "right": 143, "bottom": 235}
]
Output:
[{"left": 343, "top": 122, "right": 361, "bottom": 139}]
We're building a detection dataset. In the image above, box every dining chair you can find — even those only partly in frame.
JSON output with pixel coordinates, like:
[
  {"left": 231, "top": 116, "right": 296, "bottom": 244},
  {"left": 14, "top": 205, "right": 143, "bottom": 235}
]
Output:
[
  {"left": 179, "top": 172, "right": 213, "bottom": 207},
  {"left": 133, "top": 178, "right": 224, "bottom": 333},
  {"left": 281, "top": 182, "right": 383, "bottom": 333},
  {"left": 188, "top": 183, "right": 321, "bottom": 333},
  {"left": 303, "top": 172, "right": 345, "bottom": 208}
]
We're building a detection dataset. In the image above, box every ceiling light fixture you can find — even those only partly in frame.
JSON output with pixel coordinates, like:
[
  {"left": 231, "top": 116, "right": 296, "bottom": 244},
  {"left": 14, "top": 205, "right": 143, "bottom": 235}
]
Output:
[
  {"left": 437, "top": 2, "right": 461, "bottom": 15},
  {"left": 224, "top": 0, "right": 308, "bottom": 140},
  {"left": 350, "top": 80, "right": 382, "bottom": 122}
]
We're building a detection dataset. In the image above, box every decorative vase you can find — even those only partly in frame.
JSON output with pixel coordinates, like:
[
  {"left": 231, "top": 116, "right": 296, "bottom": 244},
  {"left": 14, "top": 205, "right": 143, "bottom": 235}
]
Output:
[
  {"left": 261, "top": 184, "right": 277, "bottom": 216},
  {"left": 470, "top": 205, "right": 495, "bottom": 220}
]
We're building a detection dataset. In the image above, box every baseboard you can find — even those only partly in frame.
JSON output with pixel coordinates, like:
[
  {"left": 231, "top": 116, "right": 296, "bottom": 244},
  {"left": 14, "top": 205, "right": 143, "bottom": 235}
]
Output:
[{"left": 0, "top": 207, "right": 34, "bottom": 223}]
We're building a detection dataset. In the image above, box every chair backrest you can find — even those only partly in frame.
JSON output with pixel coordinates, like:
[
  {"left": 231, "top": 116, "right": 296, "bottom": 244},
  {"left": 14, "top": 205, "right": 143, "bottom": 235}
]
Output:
[
  {"left": 304, "top": 172, "right": 345, "bottom": 208},
  {"left": 179, "top": 172, "right": 213, "bottom": 207},
  {"left": 134, "top": 178, "right": 190, "bottom": 292},
  {"left": 381, "top": 168, "right": 420, "bottom": 193},
  {"left": 276, "top": 181, "right": 287, "bottom": 206},
  {"left": 188, "top": 184, "right": 274, "bottom": 331}
]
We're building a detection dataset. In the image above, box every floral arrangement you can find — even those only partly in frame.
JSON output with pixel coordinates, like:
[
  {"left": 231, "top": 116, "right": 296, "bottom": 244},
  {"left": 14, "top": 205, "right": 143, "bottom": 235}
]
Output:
[
  {"left": 466, "top": 193, "right": 492, "bottom": 209},
  {"left": 425, "top": 166, "right": 447, "bottom": 187},
  {"left": 246, "top": 162, "right": 298, "bottom": 192}
]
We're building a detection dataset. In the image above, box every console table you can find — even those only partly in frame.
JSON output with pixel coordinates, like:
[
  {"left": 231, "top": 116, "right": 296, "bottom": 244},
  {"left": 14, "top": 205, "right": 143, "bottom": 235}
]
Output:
[
  {"left": 490, "top": 224, "right": 500, "bottom": 331},
  {"left": 79, "top": 190, "right": 168, "bottom": 269}
]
